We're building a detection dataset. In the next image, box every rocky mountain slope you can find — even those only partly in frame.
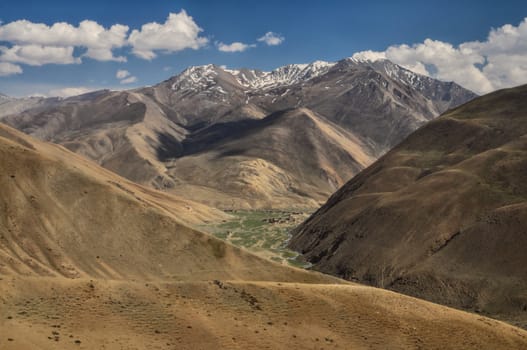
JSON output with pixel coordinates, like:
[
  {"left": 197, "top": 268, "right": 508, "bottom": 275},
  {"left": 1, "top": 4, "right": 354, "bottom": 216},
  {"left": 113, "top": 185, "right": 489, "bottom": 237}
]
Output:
[
  {"left": 289, "top": 84, "right": 527, "bottom": 328},
  {"left": 1, "top": 122, "right": 527, "bottom": 349},
  {"left": 2, "top": 58, "right": 477, "bottom": 208},
  {"left": 163, "top": 108, "right": 375, "bottom": 208}
]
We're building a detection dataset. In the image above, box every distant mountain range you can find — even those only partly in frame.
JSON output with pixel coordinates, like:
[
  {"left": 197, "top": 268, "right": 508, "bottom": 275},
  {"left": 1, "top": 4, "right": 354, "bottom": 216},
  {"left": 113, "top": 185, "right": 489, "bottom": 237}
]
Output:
[
  {"left": 0, "top": 94, "right": 60, "bottom": 119},
  {"left": 289, "top": 84, "right": 527, "bottom": 327},
  {"left": 1, "top": 57, "right": 477, "bottom": 208}
]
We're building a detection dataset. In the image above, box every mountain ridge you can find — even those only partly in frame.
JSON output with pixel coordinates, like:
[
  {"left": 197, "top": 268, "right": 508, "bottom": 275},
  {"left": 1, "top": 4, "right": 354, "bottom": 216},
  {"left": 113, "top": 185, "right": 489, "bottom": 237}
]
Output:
[{"left": 2, "top": 57, "right": 477, "bottom": 208}]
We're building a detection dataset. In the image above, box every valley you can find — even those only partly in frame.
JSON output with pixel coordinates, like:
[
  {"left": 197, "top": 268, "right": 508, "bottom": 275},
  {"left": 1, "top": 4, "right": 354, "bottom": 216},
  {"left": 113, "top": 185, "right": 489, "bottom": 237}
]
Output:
[{"left": 200, "top": 210, "right": 311, "bottom": 268}]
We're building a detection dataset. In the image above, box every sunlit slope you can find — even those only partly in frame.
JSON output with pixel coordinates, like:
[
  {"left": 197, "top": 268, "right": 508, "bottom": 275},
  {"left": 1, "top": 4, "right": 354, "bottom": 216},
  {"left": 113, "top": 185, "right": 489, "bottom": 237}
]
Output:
[
  {"left": 0, "top": 123, "right": 331, "bottom": 282},
  {"left": 2, "top": 278, "right": 527, "bottom": 350}
]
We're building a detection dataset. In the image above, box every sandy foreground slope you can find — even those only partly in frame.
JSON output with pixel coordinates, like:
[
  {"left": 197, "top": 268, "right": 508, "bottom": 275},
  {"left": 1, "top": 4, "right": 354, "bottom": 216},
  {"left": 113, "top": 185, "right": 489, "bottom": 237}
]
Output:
[
  {"left": 1, "top": 123, "right": 527, "bottom": 349},
  {"left": 3, "top": 278, "right": 527, "bottom": 350}
]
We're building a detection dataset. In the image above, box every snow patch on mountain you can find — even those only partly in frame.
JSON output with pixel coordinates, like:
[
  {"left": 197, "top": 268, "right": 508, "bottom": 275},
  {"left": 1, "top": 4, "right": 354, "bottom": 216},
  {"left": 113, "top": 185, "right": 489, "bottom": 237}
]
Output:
[
  {"left": 230, "top": 60, "right": 336, "bottom": 90},
  {"left": 346, "top": 56, "right": 450, "bottom": 95},
  {"left": 171, "top": 64, "right": 219, "bottom": 92},
  {"left": 166, "top": 57, "right": 476, "bottom": 109},
  {"left": 170, "top": 60, "right": 336, "bottom": 93}
]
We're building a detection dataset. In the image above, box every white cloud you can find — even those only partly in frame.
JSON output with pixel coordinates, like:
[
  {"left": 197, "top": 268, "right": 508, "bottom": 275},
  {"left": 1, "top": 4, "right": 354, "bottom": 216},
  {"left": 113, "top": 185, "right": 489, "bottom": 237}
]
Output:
[
  {"left": 257, "top": 32, "right": 284, "bottom": 46},
  {"left": 353, "top": 17, "right": 527, "bottom": 94},
  {"left": 0, "top": 10, "right": 284, "bottom": 75},
  {"left": 0, "top": 62, "right": 22, "bottom": 76},
  {"left": 217, "top": 41, "right": 255, "bottom": 53},
  {"left": 0, "top": 45, "right": 80, "bottom": 66},
  {"left": 0, "top": 13, "right": 206, "bottom": 66},
  {"left": 48, "top": 86, "right": 95, "bottom": 97},
  {"left": 115, "top": 69, "right": 137, "bottom": 84},
  {"left": 116, "top": 69, "right": 130, "bottom": 79},
  {"left": 0, "top": 19, "right": 128, "bottom": 63},
  {"left": 85, "top": 47, "right": 126, "bottom": 63},
  {"left": 128, "top": 11, "right": 208, "bottom": 60},
  {"left": 120, "top": 76, "right": 137, "bottom": 84},
  {"left": 351, "top": 50, "right": 387, "bottom": 62}
]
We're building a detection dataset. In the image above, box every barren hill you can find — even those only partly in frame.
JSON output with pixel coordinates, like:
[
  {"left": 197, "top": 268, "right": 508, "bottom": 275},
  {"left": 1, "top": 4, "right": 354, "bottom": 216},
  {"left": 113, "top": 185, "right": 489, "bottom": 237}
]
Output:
[
  {"left": 0, "top": 122, "right": 321, "bottom": 281},
  {"left": 289, "top": 84, "right": 527, "bottom": 327},
  {"left": 164, "top": 108, "right": 375, "bottom": 208},
  {"left": 1, "top": 122, "right": 527, "bottom": 349}
]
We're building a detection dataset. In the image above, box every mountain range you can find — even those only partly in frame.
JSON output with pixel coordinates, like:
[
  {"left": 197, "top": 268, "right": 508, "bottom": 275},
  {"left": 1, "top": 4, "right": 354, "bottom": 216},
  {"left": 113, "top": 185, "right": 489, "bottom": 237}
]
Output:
[{"left": 1, "top": 57, "right": 476, "bottom": 208}]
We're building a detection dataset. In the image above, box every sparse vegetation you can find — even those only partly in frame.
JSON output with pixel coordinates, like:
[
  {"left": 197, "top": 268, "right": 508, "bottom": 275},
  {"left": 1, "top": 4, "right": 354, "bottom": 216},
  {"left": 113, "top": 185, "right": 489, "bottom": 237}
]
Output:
[{"left": 200, "top": 210, "right": 312, "bottom": 268}]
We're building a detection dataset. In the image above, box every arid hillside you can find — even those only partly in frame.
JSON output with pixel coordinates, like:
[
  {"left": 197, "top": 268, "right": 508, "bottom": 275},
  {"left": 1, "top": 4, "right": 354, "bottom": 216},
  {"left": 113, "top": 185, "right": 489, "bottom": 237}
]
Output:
[
  {"left": 1, "top": 123, "right": 526, "bottom": 349},
  {"left": 289, "top": 84, "right": 527, "bottom": 328}
]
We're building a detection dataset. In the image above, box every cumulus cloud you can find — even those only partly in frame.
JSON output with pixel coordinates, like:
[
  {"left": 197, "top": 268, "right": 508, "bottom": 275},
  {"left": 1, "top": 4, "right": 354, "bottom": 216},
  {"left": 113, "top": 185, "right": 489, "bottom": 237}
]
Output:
[
  {"left": 351, "top": 50, "right": 387, "bottom": 62},
  {"left": 0, "top": 62, "right": 22, "bottom": 76},
  {"left": 116, "top": 69, "right": 130, "bottom": 79},
  {"left": 0, "top": 19, "right": 128, "bottom": 62},
  {"left": 353, "top": 18, "right": 527, "bottom": 94},
  {"left": 0, "top": 45, "right": 80, "bottom": 66},
  {"left": 217, "top": 41, "right": 255, "bottom": 53},
  {"left": 128, "top": 11, "right": 208, "bottom": 60},
  {"left": 120, "top": 76, "right": 137, "bottom": 84},
  {"left": 115, "top": 69, "right": 137, "bottom": 84},
  {"left": 0, "top": 10, "right": 207, "bottom": 68},
  {"left": 48, "top": 86, "right": 95, "bottom": 97},
  {"left": 0, "top": 11, "right": 286, "bottom": 76},
  {"left": 217, "top": 31, "right": 285, "bottom": 53},
  {"left": 257, "top": 32, "right": 284, "bottom": 46}
]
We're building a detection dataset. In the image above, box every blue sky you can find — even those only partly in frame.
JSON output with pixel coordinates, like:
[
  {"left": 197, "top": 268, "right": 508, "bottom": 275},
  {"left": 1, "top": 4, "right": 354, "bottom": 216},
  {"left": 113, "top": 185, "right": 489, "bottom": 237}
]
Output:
[{"left": 0, "top": 0, "right": 526, "bottom": 96}]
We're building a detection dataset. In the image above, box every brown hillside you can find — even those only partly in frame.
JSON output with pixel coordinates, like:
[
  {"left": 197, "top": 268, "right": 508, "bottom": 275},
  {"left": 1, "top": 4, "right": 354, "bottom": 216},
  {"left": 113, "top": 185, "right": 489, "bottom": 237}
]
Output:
[
  {"left": 289, "top": 84, "right": 527, "bottom": 327},
  {"left": 166, "top": 108, "right": 375, "bottom": 208},
  {"left": 0, "top": 123, "right": 328, "bottom": 282},
  {"left": 1, "top": 122, "right": 527, "bottom": 349}
]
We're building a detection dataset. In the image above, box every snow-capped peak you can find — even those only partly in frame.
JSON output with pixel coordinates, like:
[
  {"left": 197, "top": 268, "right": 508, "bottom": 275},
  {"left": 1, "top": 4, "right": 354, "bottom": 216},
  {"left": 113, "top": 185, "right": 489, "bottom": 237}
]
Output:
[
  {"left": 170, "top": 64, "right": 220, "bottom": 91},
  {"left": 169, "top": 60, "right": 337, "bottom": 93},
  {"left": 369, "top": 59, "right": 435, "bottom": 92},
  {"left": 228, "top": 60, "right": 336, "bottom": 90},
  {"left": 223, "top": 68, "right": 240, "bottom": 76},
  {"left": 167, "top": 57, "right": 447, "bottom": 98}
]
